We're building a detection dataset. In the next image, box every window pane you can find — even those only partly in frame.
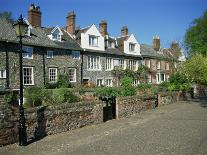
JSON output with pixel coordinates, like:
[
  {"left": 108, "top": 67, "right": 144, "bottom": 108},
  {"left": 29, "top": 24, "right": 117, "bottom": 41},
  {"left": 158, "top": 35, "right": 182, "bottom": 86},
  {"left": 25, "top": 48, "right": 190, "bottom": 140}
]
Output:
[
  {"left": 49, "top": 68, "right": 57, "bottom": 83},
  {"left": 69, "top": 68, "right": 76, "bottom": 82}
]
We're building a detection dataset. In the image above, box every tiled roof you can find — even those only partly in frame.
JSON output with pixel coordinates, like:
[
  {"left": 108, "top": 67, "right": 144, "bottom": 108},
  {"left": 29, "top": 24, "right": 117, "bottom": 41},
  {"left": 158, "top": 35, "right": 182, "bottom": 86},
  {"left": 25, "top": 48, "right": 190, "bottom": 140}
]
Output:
[
  {"left": 0, "top": 18, "right": 81, "bottom": 51},
  {"left": 140, "top": 44, "right": 169, "bottom": 59},
  {"left": 117, "top": 36, "right": 129, "bottom": 46}
]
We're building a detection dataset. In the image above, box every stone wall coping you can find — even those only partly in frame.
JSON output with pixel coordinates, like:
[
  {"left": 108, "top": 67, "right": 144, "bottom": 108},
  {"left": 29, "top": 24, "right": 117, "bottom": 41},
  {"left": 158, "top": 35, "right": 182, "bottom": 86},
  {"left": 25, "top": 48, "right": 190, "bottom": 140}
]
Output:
[
  {"left": 25, "top": 100, "right": 102, "bottom": 113},
  {"left": 118, "top": 94, "right": 157, "bottom": 101}
]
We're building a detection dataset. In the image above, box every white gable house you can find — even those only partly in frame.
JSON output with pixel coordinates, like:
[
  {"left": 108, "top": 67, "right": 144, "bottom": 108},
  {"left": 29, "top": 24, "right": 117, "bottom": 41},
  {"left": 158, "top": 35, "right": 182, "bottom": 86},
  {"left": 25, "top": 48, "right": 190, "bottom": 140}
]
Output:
[
  {"left": 80, "top": 24, "right": 105, "bottom": 51},
  {"left": 124, "top": 34, "right": 140, "bottom": 55}
]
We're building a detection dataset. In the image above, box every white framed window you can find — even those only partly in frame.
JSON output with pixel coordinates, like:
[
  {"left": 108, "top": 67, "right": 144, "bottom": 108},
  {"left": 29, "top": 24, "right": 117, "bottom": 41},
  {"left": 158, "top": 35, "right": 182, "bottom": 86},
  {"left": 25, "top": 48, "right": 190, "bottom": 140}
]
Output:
[
  {"left": 23, "top": 46, "right": 33, "bottom": 59},
  {"left": 72, "top": 51, "right": 80, "bottom": 59},
  {"left": 0, "top": 70, "right": 6, "bottom": 78},
  {"left": 68, "top": 68, "right": 76, "bottom": 82},
  {"left": 145, "top": 59, "right": 151, "bottom": 68},
  {"left": 156, "top": 73, "right": 165, "bottom": 84},
  {"left": 106, "top": 58, "right": 113, "bottom": 71},
  {"left": 87, "top": 55, "right": 101, "bottom": 70},
  {"left": 49, "top": 68, "right": 57, "bottom": 83},
  {"left": 128, "top": 60, "right": 137, "bottom": 71},
  {"left": 166, "top": 62, "right": 169, "bottom": 70},
  {"left": 105, "top": 79, "right": 113, "bottom": 87},
  {"left": 129, "top": 43, "right": 135, "bottom": 51},
  {"left": 47, "top": 51, "right": 54, "bottom": 58},
  {"left": 108, "top": 41, "right": 115, "bottom": 48},
  {"left": 89, "top": 35, "right": 98, "bottom": 47},
  {"left": 52, "top": 33, "right": 61, "bottom": 41},
  {"left": 23, "top": 67, "right": 34, "bottom": 85},
  {"left": 132, "top": 79, "right": 139, "bottom": 86},
  {"left": 97, "top": 78, "right": 104, "bottom": 86},
  {"left": 157, "top": 61, "right": 161, "bottom": 69},
  {"left": 119, "top": 59, "right": 125, "bottom": 69}
]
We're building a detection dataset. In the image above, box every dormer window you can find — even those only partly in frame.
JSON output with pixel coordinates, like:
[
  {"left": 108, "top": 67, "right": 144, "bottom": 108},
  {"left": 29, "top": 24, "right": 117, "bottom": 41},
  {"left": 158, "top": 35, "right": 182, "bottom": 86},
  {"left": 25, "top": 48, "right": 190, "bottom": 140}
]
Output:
[
  {"left": 50, "top": 26, "right": 63, "bottom": 42},
  {"left": 89, "top": 35, "right": 98, "bottom": 47},
  {"left": 129, "top": 43, "right": 135, "bottom": 51},
  {"left": 108, "top": 41, "right": 115, "bottom": 48},
  {"left": 52, "top": 33, "right": 61, "bottom": 41}
]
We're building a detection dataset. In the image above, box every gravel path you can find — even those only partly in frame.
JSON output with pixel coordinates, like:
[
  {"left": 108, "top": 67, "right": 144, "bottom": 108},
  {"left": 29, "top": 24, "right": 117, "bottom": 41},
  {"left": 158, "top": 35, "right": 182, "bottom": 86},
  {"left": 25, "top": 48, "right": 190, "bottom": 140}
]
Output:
[{"left": 1, "top": 98, "right": 207, "bottom": 155}]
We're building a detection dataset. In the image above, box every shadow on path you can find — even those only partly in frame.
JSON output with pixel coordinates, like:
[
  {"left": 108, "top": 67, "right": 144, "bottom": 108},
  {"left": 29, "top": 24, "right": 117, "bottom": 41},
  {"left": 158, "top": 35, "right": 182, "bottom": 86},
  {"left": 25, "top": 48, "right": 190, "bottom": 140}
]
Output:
[{"left": 27, "top": 106, "right": 47, "bottom": 145}]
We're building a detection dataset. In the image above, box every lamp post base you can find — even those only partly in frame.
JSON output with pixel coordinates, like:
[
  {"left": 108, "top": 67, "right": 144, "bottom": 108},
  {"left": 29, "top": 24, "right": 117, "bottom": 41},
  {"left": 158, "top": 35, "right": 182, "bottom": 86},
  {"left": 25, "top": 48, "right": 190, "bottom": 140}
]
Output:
[{"left": 18, "top": 105, "right": 27, "bottom": 146}]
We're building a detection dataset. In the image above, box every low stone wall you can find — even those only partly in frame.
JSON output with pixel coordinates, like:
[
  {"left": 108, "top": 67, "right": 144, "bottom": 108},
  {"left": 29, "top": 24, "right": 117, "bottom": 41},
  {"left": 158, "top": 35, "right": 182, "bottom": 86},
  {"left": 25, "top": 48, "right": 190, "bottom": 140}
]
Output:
[
  {"left": 0, "top": 90, "right": 183, "bottom": 146},
  {"left": 0, "top": 96, "right": 103, "bottom": 146},
  {"left": 25, "top": 102, "right": 103, "bottom": 140},
  {"left": 117, "top": 95, "right": 157, "bottom": 118}
]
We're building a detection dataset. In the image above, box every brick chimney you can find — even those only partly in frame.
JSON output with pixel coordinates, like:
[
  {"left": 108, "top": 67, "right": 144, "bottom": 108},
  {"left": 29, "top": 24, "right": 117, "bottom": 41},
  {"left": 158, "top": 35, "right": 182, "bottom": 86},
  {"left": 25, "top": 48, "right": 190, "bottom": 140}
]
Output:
[
  {"left": 99, "top": 20, "right": 107, "bottom": 36},
  {"left": 28, "top": 4, "right": 41, "bottom": 27},
  {"left": 66, "top": 11, "right": 76, "bottom": 35},
  {"left": 121, "top": 26, "right": 128, "bottom": 37},
  {"left": 153, "top": 36, "right": 160, "bottom": 51},
  {"left": 171, "top": 41, "right": 179, "bottom": 50}
]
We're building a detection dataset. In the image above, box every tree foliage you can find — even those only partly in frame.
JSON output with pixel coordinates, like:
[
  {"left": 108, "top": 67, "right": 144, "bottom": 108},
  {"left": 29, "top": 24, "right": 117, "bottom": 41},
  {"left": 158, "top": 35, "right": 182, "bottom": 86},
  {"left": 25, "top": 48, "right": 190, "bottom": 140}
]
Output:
[
  {"left": 179, "top": 55, "right": 207, "bottom": 84},
  {"left": 184, "top": 10, "right": 207, "bottom": 55}
]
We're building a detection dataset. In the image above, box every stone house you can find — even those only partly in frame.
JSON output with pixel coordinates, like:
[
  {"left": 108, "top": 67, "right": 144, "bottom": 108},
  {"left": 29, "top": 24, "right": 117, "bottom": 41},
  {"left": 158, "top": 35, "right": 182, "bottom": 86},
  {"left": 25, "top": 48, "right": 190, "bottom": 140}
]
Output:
[{"left": 0, "top": 4, "right": 182, "bottom": 90}]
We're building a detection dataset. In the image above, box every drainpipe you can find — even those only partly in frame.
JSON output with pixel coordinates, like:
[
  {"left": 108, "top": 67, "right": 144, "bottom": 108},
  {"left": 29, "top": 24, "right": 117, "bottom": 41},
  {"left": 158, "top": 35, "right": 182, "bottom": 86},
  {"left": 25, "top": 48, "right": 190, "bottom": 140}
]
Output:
[
  {"left": 80, "top": 49, "right": 84, "bottom": 85},
  {"left": 42, "top": 47, "right": 46, "bottom": 86},
  {"left": 5, "top": 41, "right": 10, "bottom": 89}
]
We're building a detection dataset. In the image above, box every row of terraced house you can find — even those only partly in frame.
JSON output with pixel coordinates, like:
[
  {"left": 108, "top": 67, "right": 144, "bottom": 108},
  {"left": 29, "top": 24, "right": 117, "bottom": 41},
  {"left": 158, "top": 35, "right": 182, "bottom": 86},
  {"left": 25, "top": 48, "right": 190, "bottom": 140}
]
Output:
[{"left": 0, "top": 4, "right": 186, "bottom": 90}]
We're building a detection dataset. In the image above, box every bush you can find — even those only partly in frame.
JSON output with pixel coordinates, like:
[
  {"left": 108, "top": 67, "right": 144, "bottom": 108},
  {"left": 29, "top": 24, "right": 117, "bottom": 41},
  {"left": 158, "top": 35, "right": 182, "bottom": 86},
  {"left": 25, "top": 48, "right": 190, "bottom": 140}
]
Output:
[
  {"left": 64, "top": 90, "right": 79, "bottom": 103},
  {"left": 4, "top": 91, "right": 18, "bottom": 105},
  {"left": 51, "top": 88, "right": 79, "bottom": 104},
  {"left": 57, "top": 74, "right": 72, "bottom": 88},
  {"left": 95, "top": 87, "right": 122, "bottom": 97},
  {"left": 44, "top": 74, "right": 72, "bottom": 89},
  {"left": 120, "top": 76, "right": 133, "bottom": 87},
  {"left": 121, "top": 87, "right": 136, "bottom": 96},
  {"left": 137, "top": 83, "right": 152, "bottom": 90},
  {"left": 44, "top": 82, "right": 59, "bottom": 89},
  {"left": 180, "top": 83, "right": 191, "bottom": 92},
  {"left": 24, "top": 86, "right": 43, "bottom": 107}
]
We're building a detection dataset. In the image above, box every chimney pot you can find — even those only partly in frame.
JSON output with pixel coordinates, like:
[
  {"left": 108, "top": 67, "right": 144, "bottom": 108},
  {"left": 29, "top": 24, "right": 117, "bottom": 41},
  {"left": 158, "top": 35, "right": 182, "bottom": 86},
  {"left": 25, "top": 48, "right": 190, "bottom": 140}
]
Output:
[
  {"left": 153, "top": 35, "right": 160, "bottom": 51},
  {"left": 121, "top": 26, "right": 128, "bottom": 37},
  {"left": 66, "top": 11, "right": 76, "bottom": 35},
  {"left": 99, "top": 20, "right": 107, "bottom": 36},
  {"left": 28, "top": 4, "right": 41, "bottom": 27}
]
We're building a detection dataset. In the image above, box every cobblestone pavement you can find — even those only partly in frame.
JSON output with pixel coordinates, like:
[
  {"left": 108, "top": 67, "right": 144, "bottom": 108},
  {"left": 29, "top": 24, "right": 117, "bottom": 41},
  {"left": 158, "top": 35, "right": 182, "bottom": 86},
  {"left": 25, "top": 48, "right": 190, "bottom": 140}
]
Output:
[{"left": 1, "top": 98, "right": 207, "bottom": 155}]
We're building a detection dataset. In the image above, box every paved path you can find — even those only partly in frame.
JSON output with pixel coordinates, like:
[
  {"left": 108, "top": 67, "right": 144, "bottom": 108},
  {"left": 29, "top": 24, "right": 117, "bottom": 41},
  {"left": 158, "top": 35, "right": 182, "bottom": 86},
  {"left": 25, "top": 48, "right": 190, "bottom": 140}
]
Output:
[{"left": 1, "top": 98, "right": 207, "bottom": 155}]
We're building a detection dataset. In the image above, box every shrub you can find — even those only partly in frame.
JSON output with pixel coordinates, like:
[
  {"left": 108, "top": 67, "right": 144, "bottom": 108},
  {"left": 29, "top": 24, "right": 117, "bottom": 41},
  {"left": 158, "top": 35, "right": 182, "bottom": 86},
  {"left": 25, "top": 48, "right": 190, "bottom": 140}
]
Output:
[
  {"left": 24, "top": 86, "right": 43, "bottom": 107},
  {"left": 51, "top": 88, "right": 79, "bottom": 104},
  {"left": 57, "top": 74, "right": 71, "bottom": 88},
  {"left": 120, "top": 76, "right": 133, "bottom": 87},
  {"left": 137, "top": 83, "right": 152, "bottom": 90},
  {"left": 95, "top": 87, "right": 122, "bottom": 97},
  {"left": 4, "top": 91, "right": 18, "bottom": 105},
  {"left": 180, "top": 83, "right": 191, "bottom": 92},
  {"left": 64, "top": 90, "right": 79, "bottom": 103},
  {"left": 44, "top": 82, "right": 58, "bottom": 89},
  {"left": 121, "top": 87, "right": 136, "bottom": 96}
]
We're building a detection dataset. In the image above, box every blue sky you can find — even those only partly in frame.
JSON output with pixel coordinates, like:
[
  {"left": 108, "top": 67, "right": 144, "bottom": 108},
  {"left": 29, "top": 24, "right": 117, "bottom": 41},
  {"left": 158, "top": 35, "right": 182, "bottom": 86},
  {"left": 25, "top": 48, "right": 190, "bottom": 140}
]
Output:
[{"left": 0, "top": 0, "right": 207, "bottom": 48}]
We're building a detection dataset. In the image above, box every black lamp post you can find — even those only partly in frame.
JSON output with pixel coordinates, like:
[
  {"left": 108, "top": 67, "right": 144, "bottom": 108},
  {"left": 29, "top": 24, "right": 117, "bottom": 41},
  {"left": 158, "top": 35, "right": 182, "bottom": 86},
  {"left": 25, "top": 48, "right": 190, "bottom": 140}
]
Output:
[{"left": 13, "top": 14, "right": 28, "bottom": 146}]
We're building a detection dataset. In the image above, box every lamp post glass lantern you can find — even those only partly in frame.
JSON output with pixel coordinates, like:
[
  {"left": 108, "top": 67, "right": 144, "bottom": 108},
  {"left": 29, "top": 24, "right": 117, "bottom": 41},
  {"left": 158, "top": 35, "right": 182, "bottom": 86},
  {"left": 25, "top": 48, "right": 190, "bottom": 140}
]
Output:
[{"left": 13, "top": 14, "right": 28, "bottom": 146}]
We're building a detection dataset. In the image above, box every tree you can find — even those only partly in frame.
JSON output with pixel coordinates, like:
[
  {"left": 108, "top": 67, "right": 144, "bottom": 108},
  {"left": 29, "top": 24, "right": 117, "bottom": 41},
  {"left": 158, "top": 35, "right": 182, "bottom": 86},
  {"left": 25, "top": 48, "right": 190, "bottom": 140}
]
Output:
[
  {"left": 0, "top": 11, "right": 13, "bottom": 21},
  {"left": 184, "top": 10, "right": 207, "bottom": 56},
  {"left": 179, "top": 55, "right": 207, "bottom": 85}
]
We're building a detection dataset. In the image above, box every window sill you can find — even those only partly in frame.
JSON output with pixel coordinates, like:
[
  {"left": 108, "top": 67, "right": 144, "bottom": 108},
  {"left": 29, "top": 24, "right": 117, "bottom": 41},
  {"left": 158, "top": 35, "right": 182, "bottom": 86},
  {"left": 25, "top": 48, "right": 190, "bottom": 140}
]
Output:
[
  {"left": 24, "top": 84, "right": 35, "bottom": 86},
  {"left": 87, "top": 69, "right": 102, "bottom": 71}
]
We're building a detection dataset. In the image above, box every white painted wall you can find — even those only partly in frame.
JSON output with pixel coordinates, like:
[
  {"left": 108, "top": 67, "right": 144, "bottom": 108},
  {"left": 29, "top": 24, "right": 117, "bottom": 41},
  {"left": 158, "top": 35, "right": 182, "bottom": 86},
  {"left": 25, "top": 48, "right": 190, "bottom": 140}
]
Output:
[
  {"left": 81, "top": 24, "right": 105, "bottom": 51},
  {"left": 124, "top": 34, "right": 140, "bottom": 55}
]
